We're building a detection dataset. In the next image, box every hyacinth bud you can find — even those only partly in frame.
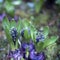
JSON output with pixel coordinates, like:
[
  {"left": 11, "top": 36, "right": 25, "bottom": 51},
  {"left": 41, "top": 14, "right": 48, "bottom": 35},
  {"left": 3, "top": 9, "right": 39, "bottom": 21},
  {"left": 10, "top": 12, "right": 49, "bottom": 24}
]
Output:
[
  {"left": 36, "top": 27, "right": 45, "bottom": 43},
  {"left": 36, "top": 32, "right": 45, "bottom": 42},
  {"left": 10, "top": 27, "right": 18, "bottom": 45}
]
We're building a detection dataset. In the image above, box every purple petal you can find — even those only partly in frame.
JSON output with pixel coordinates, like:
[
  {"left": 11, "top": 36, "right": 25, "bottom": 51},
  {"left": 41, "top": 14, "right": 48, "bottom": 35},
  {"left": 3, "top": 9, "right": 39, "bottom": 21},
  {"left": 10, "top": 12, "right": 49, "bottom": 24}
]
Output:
[
  {"left": 0, "top": 13, "right": 6, "bottom": 21},
  {"left": 8, "top": 49, "right": 22, "bottom": 60},
  {"left": 22, "top": 43, "right": 28, "bottom": 50},
  {"left": 28, "top": 43, "right": 34, "bottom": 51},
  {"left": 38, "top": 52, "right": 45, "bottom": 60},
  {"left": 29, "top": 50, "right": 36, "bottom": 59}
]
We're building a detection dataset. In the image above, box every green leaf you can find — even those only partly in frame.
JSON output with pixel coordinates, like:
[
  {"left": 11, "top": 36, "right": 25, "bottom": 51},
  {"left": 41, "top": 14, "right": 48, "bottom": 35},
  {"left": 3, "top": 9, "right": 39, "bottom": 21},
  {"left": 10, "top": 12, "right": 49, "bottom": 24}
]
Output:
[
  {"left": 30, "top": 30, "right": 37, "bottom": 42},
  {"left": 17, "top": 20, "right": 23, "bottom": 35},
  {"left": 35, "top": 42, "right": 44, "bottom": 52},
  {"left": 35, "top": 0, "right": 44, "bottom": 13},
  {"left": 5, "top": 1, "right": 14, "bottom": 16},
  {"left": 43, "top": 26, "right": 49, "bottom": 38},
  {"left": 29, "top": 22, "right": 37, "bottom": 41},
  {"left": 24, "top": 29, "right": 31, "bottom": 42},
  {"left": 2, "top": 17, "right": 13, "bottom": 45},
  {"left": 30, "top": 27, "right": 35, "bottom": 40},
  {"left": 10, "top": 20, "right": 16, "bottom": 28},
  {"left": 30, "top": 30, "right": 34, "bottom": 39},
  {"left": 2, "top": 17, "right": 10, "bottom": 29},
  {"left": 43, "top": 36, "right": 58, "bottom": 48},
  {"left": 35, "top": 36, "right": 58, "bottom": 52},
  {"left": 22, "top": 20, "right": 37, "bottom": 41},
  {"left": 2, "top": 17, "right": 19, "bottom": 50},
  {"left": 24, "top": 30, "right": 29, "bottom": 39},
  {"left": 23, "top": 20, "right": 30, "bottom": 27},
  {"left": 2, "top": 17, "right": 10, "bottom": 39}
]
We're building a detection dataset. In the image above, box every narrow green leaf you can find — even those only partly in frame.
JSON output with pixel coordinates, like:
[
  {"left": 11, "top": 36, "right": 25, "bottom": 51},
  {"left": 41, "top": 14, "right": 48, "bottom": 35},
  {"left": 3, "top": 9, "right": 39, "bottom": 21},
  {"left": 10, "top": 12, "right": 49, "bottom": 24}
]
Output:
[
  {"left": 35, "top": 0, "right": 44, "bottom": 13},
  {"left": 2, "top": 17, "right": 11, "bottom": 40},
  {"left": 30, "top": 30, "right": 34, "bottom": 40},
  {"left": 2, "top": 17, "right": 10, "bottom": 30},
  {"left": 23, "top": 20, "right": 30, "bottom": 27},
  {"left": 24, "top": 30, "right": 28, "bottom": 39},
  {"left": 2, "top": 17, "right": 14, "bottom": 46},
  {"left": 43, "top": 26, "right": 49, "bottom": 38},
  {"left": 10, "top": 20, "right": 16, "bottom": 28},
  {"left": 30, "top": 24, "right": 37, "bottom": 41},
  {"left": 43, "top": 36, "right": 58, "bottom": 48},
  {"left": 24, "top": 29, "right": 30, "bottom": 42},
  {"left": 17, "top": 20, "right": 23, "bottom": 35},
  {"left": 2, "top": 17, "right": 18, "bottom": 50},
  {"left": 35, "top": 42, "right": 44, "bottom": 52}
]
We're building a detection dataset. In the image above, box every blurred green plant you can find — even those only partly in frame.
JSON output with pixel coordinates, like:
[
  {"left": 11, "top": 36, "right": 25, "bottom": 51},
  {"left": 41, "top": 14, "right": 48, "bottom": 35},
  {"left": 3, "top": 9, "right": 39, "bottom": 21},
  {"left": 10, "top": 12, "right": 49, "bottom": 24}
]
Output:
[
  {"left": 2, "top": 17, "right": 58, "bottom": 53},
  {"left": 2, "top": 17, "right": 19, "bottom": 50},
  {"left": 45, "top": 43, "right": 58, "bottom": 60},
  {"left": 35, "top": 26, "right": 58, "bottom": 52}
]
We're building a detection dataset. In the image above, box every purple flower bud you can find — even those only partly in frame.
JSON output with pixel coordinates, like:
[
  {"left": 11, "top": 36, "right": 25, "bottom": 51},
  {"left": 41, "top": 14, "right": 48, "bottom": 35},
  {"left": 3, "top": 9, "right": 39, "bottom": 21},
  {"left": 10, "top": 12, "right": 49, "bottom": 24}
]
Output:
[
  {"left": 10, "top": 27, "right": 18, "bottom": 45},
  {"left": 36, "top": 33, "right": 45, "bottom": 42}
]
